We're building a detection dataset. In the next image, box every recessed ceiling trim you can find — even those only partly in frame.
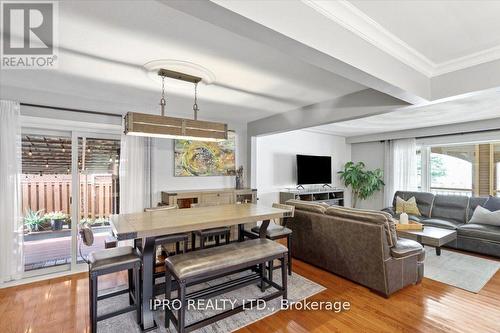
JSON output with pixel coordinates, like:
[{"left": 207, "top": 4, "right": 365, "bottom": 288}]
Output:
[{"left": 302, "top": 0, "right": 500, "bottom": 78}]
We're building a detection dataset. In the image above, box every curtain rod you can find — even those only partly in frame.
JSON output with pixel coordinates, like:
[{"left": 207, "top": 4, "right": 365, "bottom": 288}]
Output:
[
  {"left": 417, "top": 127, "right": 500, "bottom": 140},
  {"left": 20, "top": 102, "right": 123, "bottom": 118},
  {"left": 379, "top": 127, "right": 500, "bottom": 142}
]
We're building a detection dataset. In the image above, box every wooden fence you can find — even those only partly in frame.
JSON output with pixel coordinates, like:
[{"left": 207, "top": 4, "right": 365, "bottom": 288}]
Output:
[{"left": 21, "top": 174, "right": 118, "bottom": 219}]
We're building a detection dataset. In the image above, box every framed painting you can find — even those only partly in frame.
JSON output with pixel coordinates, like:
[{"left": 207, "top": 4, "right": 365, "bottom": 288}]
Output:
[{"left": 174, "top": 131, "right": 236, "bottom": 177}]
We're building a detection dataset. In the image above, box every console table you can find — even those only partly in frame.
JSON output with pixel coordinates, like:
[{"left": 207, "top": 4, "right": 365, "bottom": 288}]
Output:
[
  {"left": 279, "top": 188, "right": 345, "bottom": 206},
  {"left": 161, "top": 188, "right": 257, "bottom": 208}
]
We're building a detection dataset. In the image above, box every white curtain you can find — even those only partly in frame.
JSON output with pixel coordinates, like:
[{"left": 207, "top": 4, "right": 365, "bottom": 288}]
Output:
[
  {"left": 119, "top": 135, "right": 151, "bottom": 214},
  {"left": 0, "top": 100, "right": 24, "bottom": 283},
  {"left": 384, "top": 138, "right": 418, "bottom": 207}
]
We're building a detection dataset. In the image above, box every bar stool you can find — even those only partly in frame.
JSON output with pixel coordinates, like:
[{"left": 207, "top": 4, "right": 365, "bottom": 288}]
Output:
[
  {"left": 246, "top": 203, "right": 295, "bottom": 276},
  {"left": 144, "top": 205, "right": 190, "bottom": 258},
  {"left": 190, "top": 203, "right": 231, "bottom": 250},
  {"left": 191, "top": 227, "right": 231, "bottom": 250},
  {"left": 79, "top": 222, "right": 141, "bottom": 333}
]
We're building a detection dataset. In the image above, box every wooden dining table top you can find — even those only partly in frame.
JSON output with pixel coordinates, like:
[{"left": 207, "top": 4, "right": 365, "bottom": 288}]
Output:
[{"left": 110, "top": 203, "right": 288, "bottom": 240}]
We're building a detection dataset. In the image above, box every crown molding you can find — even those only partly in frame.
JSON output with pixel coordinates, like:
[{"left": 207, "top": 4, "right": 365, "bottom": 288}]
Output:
[
  {"left": 300, "top": 128, "right": 343, "bottom": 137},
  {"left": 302, "top": 0, "right": 435, "bottom": 76},
  {"left": 302, "top": 0, "right": 500, "bottom": 78},
  {"left": 433, "top": 45, "right": 500, "bottom": 76}
]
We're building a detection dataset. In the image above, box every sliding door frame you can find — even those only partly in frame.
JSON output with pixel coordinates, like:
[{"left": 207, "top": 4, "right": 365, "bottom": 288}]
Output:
[
  {"left": 71, "top": 131, "right": 121, "bottom": 272},
  {"left": 20, "top": 127, "right": 74, "bottom": 278},
  {"left": 20, "top": 117, "right": 121, "bottom": 280}
]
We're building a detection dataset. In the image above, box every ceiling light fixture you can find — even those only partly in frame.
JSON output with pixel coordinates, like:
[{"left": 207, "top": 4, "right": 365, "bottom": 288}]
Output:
[{"left": 124, "top": 69, "right": 227, "bottom": 142}]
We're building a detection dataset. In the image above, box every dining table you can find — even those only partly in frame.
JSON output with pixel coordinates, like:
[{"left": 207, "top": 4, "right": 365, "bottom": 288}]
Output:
[{"left": 109, "top": 203, "right": 288, "bottom": 331}]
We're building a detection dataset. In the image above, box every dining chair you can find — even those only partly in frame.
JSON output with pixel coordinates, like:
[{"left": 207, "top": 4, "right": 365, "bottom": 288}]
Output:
[
  {"left": 79, "top": 222, "right": 141, "bottom": 333},
  {"left": 247, "top": 203, "right": 295, "bottom": 275}
]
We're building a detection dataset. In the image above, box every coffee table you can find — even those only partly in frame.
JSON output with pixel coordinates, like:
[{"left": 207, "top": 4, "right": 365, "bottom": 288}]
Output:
[{"left": 397, "top": 226, "right": 457, "bottom": 256}]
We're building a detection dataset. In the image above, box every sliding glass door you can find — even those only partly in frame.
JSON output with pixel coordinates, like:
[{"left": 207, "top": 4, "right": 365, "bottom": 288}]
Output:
[
  {"left": 21, "top": 129, "right": 73, "bottom": 274},
  {"left": 20, "top": 128, "right": 120, "bottom": 277},
  {"left": 76, "top": 134, "right": 120, "bottom": 263}
]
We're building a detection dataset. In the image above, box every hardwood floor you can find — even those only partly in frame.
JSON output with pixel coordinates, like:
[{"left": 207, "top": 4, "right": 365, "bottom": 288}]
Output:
[{"left": 1, "top": 256, "right": 500, "bottom": 333}]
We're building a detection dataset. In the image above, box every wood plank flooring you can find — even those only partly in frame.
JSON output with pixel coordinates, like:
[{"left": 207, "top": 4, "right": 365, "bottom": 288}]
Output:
[{"left": 1, "top": 254, "right": 500, "bottom": 333}]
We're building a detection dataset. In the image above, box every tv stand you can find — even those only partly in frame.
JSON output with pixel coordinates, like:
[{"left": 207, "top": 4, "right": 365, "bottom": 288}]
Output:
[
  {"left": 322, "top": 184, "right": 332, "bottom": 189},
  {"left": 280, "top": 188, "right": 344, "bottom": 207},
  {"left": 296, "top": 185, "right": 305, "bottom": 190}
]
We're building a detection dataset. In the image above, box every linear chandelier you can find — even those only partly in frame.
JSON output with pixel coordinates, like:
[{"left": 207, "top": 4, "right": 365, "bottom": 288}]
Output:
[{"left": 124, "top": 69, "right": 228, "bottom": 142}]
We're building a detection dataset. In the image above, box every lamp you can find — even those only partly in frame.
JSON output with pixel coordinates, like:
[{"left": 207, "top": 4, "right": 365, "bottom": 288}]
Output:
[{"left": 124, "top": 69, "right": 228, "bottom": 142}]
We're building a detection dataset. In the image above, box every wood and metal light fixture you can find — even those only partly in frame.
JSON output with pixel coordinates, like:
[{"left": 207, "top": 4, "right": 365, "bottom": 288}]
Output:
[{"left": 124, "top": 69, "right": 228, "bottom": 141}]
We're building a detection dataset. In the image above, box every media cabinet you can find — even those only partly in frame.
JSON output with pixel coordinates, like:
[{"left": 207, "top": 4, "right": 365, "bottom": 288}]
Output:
[{"left": 279, "top": 188, "right": 345, "bottom": 207}]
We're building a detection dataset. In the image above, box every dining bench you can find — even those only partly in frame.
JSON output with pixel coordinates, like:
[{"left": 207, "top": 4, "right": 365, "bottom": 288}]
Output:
[{"left": 163, "top": 238, "right": 288, "bottom": 333}]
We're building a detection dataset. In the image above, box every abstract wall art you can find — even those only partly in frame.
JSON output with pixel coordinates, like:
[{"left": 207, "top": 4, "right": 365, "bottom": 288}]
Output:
[{"left": 174, "top": 131, "right": 236, "bottom": 177}]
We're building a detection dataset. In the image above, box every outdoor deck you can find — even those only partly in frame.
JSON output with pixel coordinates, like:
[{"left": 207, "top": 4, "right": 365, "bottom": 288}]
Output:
[{"left": 23, "top": 231, "right": 110, "bottom": 271}]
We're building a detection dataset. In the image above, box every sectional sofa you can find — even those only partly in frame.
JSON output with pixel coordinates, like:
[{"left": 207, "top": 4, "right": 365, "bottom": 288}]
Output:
[
  {"left": 285, "top": 200, "right": 424, "bottom": 297},
  {"left": 383, "top": 191, "right": 500, "bottom": 257}
]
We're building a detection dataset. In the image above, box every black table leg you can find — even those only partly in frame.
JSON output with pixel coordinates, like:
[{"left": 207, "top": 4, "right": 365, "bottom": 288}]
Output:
[
  {"left": 259, "top": 220, "right": 270, "bottom": 239},
  {"left": 238, "top": 224, "right": 244, "bottom": 242},
  {"left": 436, "top": 246, "right": 441, "bottom": 256},
  {"left": 140, "top": 236, "right": 158, "bottom": 331}
]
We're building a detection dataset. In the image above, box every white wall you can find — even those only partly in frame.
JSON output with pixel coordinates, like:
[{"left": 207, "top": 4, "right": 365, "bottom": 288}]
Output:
[
  {"left": 150, "top": 122, "right": 247, "bottom": 205},
  {"left": 255, "top": 129, "right": 351, "bottom": 207},
  {"left": 351, "top": 141, "right": 385, "bottom": 210}
]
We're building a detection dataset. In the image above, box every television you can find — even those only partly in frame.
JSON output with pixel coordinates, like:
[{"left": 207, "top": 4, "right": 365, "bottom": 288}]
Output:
[{"left": 296, "top": 154, "right": 332, "bottom": 185}]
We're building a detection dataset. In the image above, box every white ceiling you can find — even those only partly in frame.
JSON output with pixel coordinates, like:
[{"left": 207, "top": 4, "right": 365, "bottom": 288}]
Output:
[
  {"left": 309, "top": 90, "right": 500, "bottom": 137},
  {"left": 349, "top": 0, "right": 500, "bottom": 65},
  {"left": 1, "top": 0, "right": 500, "bottom": 137},
  {"left": 0, "top": 0, "right": 364, "bottom": 123}
]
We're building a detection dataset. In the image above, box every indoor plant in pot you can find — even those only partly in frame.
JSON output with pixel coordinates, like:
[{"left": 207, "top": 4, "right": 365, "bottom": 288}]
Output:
[
  {"left": 338, "top": 161, "right": 384, "bottom": 208},
  {"left": 44, "top": 211, "right": 68, "bottom": 231}
]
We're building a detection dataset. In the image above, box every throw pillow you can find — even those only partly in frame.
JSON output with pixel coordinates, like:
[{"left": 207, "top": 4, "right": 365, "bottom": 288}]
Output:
[
  {"left": 395, "top": 196, "right": 421, "bottom": 216},
  {"left": 468, "top": 205, "right": 500, "bottom": 226},
  {"left": 484, "top": 196, "right": 500, "bottom": 212}
]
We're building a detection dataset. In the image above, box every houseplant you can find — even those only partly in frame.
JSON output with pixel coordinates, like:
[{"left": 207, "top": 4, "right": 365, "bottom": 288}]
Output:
[
  {"left": 24, "top": 208, "right": 45, "bottom": 232},
  {"left": 338, "top": 161, "right": 384, "bottom": 208},
  {"left": 44, "top": 211, "right": 68, "bottom": 231}
]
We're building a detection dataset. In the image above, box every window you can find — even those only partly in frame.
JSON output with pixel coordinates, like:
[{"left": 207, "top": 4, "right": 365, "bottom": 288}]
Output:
[
  {"left": 420, "top": 141, "right": 500, "bottom": 197},
  {"left": 430, "top": 145, "right": 473, "bottom": 196}
]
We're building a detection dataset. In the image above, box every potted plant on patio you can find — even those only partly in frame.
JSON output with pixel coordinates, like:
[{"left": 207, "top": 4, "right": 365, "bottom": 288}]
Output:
[
  {"left": 44, "top": 211, "right": 68, "bottom": 231},
  {"left": 93, "top": 217, "right": 109, "bottom": 226},
  {"left": 24, "top": 208, "right": 45, "bottom": 233}
]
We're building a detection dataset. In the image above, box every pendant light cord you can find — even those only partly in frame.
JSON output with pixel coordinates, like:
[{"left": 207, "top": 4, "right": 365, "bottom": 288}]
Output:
[
  {"left": 160, "top": 75, "right": 166, "bottom": 116},
  {"left": 193, "top": 82, "right": 199, "bottom": 120}
]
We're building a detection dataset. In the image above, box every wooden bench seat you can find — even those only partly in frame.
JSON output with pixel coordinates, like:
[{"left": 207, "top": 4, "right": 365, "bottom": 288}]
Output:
[{"left": 164, "top": 238, "right": 288, "bottom": 333}]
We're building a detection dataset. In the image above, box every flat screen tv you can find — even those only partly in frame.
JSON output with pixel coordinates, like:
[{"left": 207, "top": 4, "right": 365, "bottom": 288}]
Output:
[{"left": 296, "top": 154, "right": 332, "bottom": 185}]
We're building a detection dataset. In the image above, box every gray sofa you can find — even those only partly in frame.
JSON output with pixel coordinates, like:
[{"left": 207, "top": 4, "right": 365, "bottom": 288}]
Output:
[
  {"left": 383, "top": 191, "right": 500, "bottom": 257},
  {"left": 286, "top": 200, "right": 424, "bottom": 297}
]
